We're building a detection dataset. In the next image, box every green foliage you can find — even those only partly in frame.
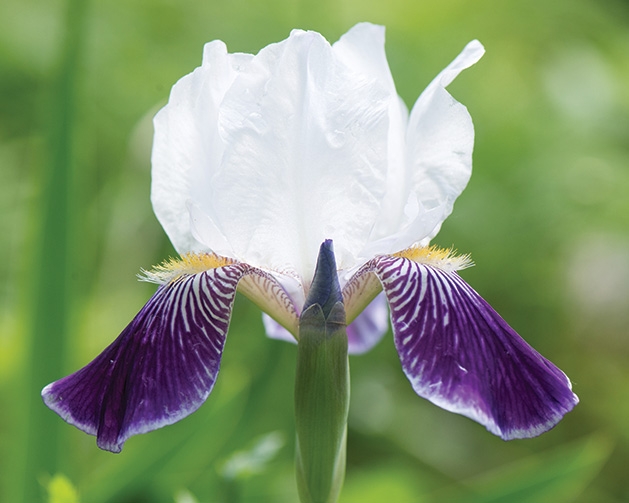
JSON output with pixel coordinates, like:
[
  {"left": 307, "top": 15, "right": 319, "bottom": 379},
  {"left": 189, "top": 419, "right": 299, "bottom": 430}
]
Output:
[
  {"left": 2, "top": 0, "right": 628, "bottom": 501},
  {"left": 220, "top": 431, "right": 286, "bottom": 480},
  {"left": 46, "top": 474, "right": 80, "bottom": 503},
  {"left": 431, "top": 434, "right": 613, "bottom": 503}
]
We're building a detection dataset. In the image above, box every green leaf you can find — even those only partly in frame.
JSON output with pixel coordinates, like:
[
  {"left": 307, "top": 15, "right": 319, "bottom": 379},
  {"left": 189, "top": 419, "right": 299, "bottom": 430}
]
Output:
[{"left": 437, "top": 434, "right": 613, "bottom": 503}]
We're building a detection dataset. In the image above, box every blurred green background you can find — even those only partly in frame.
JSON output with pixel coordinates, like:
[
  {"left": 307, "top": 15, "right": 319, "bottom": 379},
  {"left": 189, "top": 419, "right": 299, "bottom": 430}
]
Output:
[{"left": 2, "top": 0, "right": 628, "bottom": 501}]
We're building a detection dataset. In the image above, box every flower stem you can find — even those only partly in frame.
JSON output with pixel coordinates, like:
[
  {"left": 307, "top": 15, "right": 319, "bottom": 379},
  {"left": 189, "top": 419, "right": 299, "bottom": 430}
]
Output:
[{"left": 294, "top": 241, "right": 349, "bottom": 503}]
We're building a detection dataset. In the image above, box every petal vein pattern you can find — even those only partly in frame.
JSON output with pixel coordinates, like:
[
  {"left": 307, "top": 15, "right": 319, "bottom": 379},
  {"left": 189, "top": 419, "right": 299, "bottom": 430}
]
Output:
[
  {"left": 365, "top": 255, "right": 578, "bottom": 439},
  {"left": 42, "top": 264, "right": 251, "bottom": 453}
]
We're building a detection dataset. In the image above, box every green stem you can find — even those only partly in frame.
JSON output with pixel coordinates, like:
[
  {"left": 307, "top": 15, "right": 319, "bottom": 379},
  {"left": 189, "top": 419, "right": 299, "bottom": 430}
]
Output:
[
  {"left": 294, "top": 241, "right": 349, "bottom": 503},
  {"left": 295, "top": 303, "right": 349, "bottom": 503}
]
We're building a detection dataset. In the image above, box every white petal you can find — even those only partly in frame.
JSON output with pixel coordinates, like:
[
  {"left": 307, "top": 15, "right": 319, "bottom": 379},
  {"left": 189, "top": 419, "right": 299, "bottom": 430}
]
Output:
[
  {"left": 151, "top": 40, "right": 253, "bottom": 254},
  {"left": 371, "top": 98, "right": 412, "bottom": 249},
  {"left": 363, "top": 41, "right": 485, "bottom": 257},
  {"left": 193, "top": 28, "right": 394, "bottom": 282},
  {"left": 188, "top": 201, "right": 235, "bottom": 258},
  {"left": 152, "top": 28, "right": 483, "bottom": 285},
  {"left": 332, "top": 23, "right": 395, "bottom": 92},
  {"left": 333, "top": 24, "right": 413, "bottom": 254},
  {"left": 405, "top": 41, "right": 485, "bottom": 240}
]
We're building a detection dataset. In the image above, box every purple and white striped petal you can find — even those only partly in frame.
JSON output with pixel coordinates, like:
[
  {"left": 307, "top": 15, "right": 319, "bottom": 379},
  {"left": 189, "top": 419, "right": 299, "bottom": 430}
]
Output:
[
  {"left": 345, "top": 293, "right": 389, "bottom": 354},
  {"left": 42, "top": 264, "right": 249, "bottom": 453},
  {"left": 368, "top": 255, "right": 578, "bottom": 439}
]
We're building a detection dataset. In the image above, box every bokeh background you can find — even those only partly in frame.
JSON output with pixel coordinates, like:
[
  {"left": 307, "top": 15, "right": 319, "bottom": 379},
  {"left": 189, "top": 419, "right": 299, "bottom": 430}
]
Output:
[{"left": 2, "top": 0, "right": 628, "bottom": 501}]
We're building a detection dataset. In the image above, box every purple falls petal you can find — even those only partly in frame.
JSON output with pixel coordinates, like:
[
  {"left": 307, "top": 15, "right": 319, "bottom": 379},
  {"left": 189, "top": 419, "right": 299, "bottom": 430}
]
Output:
[
  {"left": 41, "top": 264, "right": 248, "bottom": 452},
  {"left": 262, "top": 313, "right": 298, "bottom": 344},
  {"left": 372, "top": 255, "right": 578, "bottom": 439},
  {"left": 346, "top": 293, "right": 389, "bottom": 355}
]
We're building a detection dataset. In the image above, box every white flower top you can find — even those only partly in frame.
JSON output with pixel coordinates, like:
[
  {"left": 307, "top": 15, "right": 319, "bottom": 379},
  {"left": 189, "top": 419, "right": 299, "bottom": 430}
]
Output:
[{"left": 151, "top": 23, "right": 484, "bottom": 291}]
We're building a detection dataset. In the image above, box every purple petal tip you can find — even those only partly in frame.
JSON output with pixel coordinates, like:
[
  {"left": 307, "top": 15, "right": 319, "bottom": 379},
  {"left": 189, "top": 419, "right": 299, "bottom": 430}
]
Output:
[
  {"left": 42, "top": 266, "right": 247, "bottom": 452},
  {"left": 373, "top": 255, "right": 578, "bottom": 439}
]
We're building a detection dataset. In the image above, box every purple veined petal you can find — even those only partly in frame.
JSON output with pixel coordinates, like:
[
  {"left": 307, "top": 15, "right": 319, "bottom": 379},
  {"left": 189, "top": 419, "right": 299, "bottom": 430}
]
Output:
[
  {"left": 237, "top": 269, "right": 299, "bottom": 337},
  {"left": 42, "top": 263, "right": 250, "bottom": 453},
  {"left": 346, "top": 293, "right": 389, "bottom": 354},
  {"left": 371, "top": 255, "right": 578, "bottom": 439},
  {"left": 341, "top": 266, "right": 388, "bottom": 353},
  {"left": 262, "top": 313, "right": 298, "bottom": 344}
]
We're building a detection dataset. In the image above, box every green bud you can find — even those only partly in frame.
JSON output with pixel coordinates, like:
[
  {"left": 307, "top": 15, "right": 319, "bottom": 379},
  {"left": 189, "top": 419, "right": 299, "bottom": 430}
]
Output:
[{"left": 295, "top": 241, "right": 349, "bottom": 503}]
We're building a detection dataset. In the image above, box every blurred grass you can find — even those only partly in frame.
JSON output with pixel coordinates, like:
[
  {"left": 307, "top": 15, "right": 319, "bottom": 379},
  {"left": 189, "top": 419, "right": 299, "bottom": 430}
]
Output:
[
  {"left": 18, "top": 0, "right": 88, "bottom": 501},
  {"left": 2, "top": 0, "right": 629, "bottom": 501}
]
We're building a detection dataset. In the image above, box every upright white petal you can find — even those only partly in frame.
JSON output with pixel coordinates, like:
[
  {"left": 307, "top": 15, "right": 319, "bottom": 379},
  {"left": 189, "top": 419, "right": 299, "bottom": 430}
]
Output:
[
  {"left": 189, "top": 29, "right": 395, "bottom": 283},
  {"left": 332, "top": 23, "right": 395, "bottom": 92},
  {"left": 363, "top": 40, "right": 485, "bottom": 257},
  {"left": 405, "top": 41, "right": 485, "bottom": 241},
  {"left": 151, "top": 26, "right": 484, "bottom": 288},
  {"left": 151, "top": 41, "right": 253, "bottom": 255},
  {"left": 334, "top": 24, "right": 412, "bottom": 254}
]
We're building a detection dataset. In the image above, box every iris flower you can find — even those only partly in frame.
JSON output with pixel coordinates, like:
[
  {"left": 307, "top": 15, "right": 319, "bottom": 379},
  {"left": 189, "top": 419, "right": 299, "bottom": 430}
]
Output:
[{"left": 42, "top": 23, "right": 577, "bottom": 457}]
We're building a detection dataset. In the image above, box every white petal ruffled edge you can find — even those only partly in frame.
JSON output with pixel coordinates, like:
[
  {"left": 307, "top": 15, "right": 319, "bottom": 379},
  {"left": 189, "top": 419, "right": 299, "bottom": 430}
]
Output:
[{"left": 362, "top": 40, "right": 485, "bottom": 259}]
